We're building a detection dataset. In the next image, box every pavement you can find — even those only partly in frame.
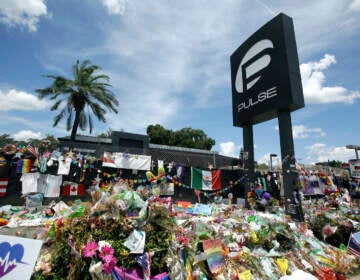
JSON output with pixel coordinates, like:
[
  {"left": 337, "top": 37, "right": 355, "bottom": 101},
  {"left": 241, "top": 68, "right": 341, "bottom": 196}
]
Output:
[{"left": 0, "top": 190, "right": 92, "bottom": 207}]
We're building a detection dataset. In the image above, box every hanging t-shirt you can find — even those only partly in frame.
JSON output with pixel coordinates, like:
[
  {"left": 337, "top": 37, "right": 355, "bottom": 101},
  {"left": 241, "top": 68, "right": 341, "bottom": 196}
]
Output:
[
  {"left": 57, "top": 156, "right": 73, "bottom": 175},
  {"left": 44, "top": 174, "right": 62, "bottom": 197},
  {"left": 20, "top": 172, "right": 40, "bottom": 194},
  {"left": 37, "top": 173, "right": 48, "bottom": 193}
]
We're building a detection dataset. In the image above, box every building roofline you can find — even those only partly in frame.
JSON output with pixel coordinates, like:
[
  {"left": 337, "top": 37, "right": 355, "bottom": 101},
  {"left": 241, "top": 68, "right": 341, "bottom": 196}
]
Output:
[
  {"left": 58, "top": 135, "right": 112, "bottom": 144},
  {"left": 149, "top": 143, "right": 219, "bottom": 155}
]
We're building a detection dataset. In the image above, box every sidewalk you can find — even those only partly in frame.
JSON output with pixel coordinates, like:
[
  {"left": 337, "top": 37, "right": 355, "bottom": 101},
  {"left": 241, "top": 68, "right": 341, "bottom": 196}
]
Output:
[{"left": 0, "top": 191, "right": 92, "bottom": 206}]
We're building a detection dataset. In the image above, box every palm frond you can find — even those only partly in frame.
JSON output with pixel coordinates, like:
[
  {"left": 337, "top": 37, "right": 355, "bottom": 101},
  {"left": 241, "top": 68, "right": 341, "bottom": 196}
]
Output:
[
  {"left": 66, "top": 106, "right": 73, "bottom": 131},
  {"left": 88, "top": 113, "right": 94, "bottom": 134},
  {"left": 50, "top": 99, "right": 64, "bottom": 111},
  {"left": 53, "top": 107, "right": 67, "bottom": 127},
  {"left": 37, "top": 59, "right": 119, "bottom": 136}
]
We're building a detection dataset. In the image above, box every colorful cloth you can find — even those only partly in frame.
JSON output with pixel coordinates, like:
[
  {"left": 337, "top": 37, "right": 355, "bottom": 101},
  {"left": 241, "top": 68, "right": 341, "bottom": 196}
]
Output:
[{"left": 16, "top": 159, "right": 32, "bottom": 174}]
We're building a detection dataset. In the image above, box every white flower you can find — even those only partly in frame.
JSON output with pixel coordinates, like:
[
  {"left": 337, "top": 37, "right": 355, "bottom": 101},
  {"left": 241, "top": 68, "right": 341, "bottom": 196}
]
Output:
[
  {"left": 98, "top": 240, "right": 111, "bottom": 250},
  {"left": 89, "top": 261, "right": 103, "bottom": 274}
]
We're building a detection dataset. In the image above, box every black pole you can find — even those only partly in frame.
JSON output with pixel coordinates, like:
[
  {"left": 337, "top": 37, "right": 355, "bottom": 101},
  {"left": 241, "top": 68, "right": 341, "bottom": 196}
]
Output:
[
  {"left": 243, "top": 124, "right": 254, "bottom": 208},
  {"left": 278, "top": 110, "right": 304, "bottom": 222}
]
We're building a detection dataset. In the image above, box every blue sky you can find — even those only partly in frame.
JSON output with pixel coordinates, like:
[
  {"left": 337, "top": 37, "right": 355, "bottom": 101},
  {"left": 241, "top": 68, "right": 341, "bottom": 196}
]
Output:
[{"left": 0, "top": 0, "right": 359, "bottom": 165}]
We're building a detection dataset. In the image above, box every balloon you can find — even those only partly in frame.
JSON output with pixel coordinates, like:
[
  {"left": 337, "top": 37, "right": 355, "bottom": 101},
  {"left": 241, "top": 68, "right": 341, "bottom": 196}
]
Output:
[{"left": 262, "top": 192, "right": 271, "bottom": 200}]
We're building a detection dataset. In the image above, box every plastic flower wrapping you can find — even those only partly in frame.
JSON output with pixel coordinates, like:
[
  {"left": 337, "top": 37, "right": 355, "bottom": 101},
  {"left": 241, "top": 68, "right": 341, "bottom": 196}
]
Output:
[{"left": 13, "top": 181, "right": 358, "bottom": 279}]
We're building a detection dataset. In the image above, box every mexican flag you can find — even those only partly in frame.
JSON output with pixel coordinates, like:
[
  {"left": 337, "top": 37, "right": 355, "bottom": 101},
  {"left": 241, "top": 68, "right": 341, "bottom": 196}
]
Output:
[{"left": 191, "top": 167, "right": 221, "bottom": 191}]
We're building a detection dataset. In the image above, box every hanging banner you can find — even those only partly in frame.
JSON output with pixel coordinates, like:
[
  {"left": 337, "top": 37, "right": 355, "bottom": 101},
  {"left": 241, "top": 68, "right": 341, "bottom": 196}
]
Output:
[
  {"left": 102, "top": 152, "right": 151, "bottom": 170},
  {"left": 349, "top": 159, "right": 360, "bottom": 179},
  {"left": 0, "top": 235, "right": 43, "bottom": 280},
  {"left": 191, "top": 167, "right": 222, "bottom": 191}
]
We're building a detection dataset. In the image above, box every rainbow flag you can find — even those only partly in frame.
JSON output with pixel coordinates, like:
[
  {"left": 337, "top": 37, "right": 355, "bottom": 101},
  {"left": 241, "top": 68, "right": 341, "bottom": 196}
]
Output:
[
  {"left": 177, "top": 201, "right": 193, "bottom": 213},
  {"left": 318, "top": 172, "right": 332, "bottom": 186},
  {"left": 202, "top": 239, "right": 223, "bottom": 274},
  {"left": 16, "top": 159, "right": 31, "bottom": 173}
]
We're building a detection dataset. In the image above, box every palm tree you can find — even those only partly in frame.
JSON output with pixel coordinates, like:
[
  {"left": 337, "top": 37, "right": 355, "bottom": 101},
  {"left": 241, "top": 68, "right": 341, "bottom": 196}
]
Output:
[{"left": 36, "top": 60, "right": 119, "bottom": 140}]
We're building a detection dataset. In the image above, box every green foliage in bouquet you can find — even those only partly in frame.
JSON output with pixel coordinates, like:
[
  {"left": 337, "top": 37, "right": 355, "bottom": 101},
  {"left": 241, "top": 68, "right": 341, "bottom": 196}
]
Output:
[
  {"left": 325, "top": 222, "right": 353, "bottom": 248},
  {"left": 308, "top": 213, "right": 354, "bottom": 248},
  {"left": 31, "top": 239, "right": 92, "bottom": 280},
  {"left": 32, "top": 203, "right": 175, "bottom": 279},
  {"left": 309, "top": 213, "right": 333, "bottom": 240}
]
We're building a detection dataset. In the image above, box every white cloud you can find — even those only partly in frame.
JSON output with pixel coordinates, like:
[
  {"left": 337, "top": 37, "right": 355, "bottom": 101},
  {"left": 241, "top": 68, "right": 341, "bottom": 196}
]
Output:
[
  {"left": 289, "top": 1, "right": 360, "bottom": 55},
  {"left": 100, "top": 1, "right": 242, "bottom": 132},
  {"left": 0, "top": 89, "right": 50, "bottom": 111},
  {"left": 0, "top": 0, "right": 49, "bottom": 32},
  {"left": 275, "top": 124, "right": 326, "bottom": 139},
  {"left": 349, "top": 0, "right": 360, "bottom": 12},
  {"left": 292, "top": 125, "right": 326, "bottom": 139},
  {"left": 257, "top": 153, "right": 271, "bottom": 165},
  {"left": 300, "top": 54, "right": 360, "bottom": 104},
  {"left": 13, "top": 130, "right": 42, "bottom": 141},
  {"left": 305, "top": 143, "right": 356, "bottom": 163},
  {"left": 100, "top": 0, "right": 126, "bottom": 15},
  {"left": 42, "top": 1, "right": 360, "bottom": 134},
  {"left": 257, "top": 153, "right": 280, "bottom": 167},
  {"left": 220, "top": 142, "right": 237, "bottom": 157}
]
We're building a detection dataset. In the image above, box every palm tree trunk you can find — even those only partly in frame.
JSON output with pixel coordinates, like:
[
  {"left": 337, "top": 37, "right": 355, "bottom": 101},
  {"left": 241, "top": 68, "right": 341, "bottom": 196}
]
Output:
[{"left": 70, "top": 111, "right": 81, "bottom": 141}]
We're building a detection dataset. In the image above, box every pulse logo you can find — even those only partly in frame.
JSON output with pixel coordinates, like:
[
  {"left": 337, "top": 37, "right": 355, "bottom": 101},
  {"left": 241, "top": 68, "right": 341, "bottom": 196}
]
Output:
[
  {"left": 231, "top": 13, "right": 304, "bottom": 127},
  {"left": 234, "top": 39, "right": 278, "bottom": 113},
  {"left": 235, "top": 39, "right": 273, "bottom": 93}
]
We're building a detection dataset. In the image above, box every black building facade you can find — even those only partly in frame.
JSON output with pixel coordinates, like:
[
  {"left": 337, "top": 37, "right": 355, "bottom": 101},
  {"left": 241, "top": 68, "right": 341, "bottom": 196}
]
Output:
[{"left": 58, "top": 131, "right": 239, "bottom": 170}]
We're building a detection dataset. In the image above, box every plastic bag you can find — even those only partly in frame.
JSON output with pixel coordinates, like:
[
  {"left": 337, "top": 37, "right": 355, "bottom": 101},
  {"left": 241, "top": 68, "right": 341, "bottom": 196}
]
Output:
[
  {"left": 123, "top": 230, "right": 146, "bottom": 254},
  {"left": 119, "top": 191, "right": 146, "bottom": 210},
  {"left": 69, "top": 199, "right": 85, "bottom": 217},
  {"left": 24, "top": 193, "right": 43, "bottom": 209}
]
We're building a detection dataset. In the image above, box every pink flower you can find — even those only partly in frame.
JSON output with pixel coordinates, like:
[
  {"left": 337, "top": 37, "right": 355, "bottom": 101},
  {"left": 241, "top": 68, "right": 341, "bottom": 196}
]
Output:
[
  {"left": 99, "top": 245, "right": 114, "bottom": 261},
  {"left": 102, "top": 255, "right": 117, "bottom": 274},
  {"left": 322, "top": 224, "right": 336, "bottom": 240},
  {"left": 83, "top": 242, "right": 98, "bottom": 258}
]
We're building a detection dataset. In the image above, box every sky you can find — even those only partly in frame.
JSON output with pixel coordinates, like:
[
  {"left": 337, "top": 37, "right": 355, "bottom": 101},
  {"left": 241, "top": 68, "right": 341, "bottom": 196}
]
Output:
[{"left": 0, "top": 0, "right": 359, "bottom": 166}]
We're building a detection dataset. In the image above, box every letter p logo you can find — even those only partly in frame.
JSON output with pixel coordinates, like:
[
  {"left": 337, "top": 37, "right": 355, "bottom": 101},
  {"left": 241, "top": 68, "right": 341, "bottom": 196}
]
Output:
[{"left": 235, "top": 39, "right": 273, "bottom": 93}]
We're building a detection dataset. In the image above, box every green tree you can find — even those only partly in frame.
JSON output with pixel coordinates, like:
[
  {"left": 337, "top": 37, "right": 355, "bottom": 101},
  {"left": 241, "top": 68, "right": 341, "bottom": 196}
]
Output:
[
  {"left": 36, "top": 60, "right": 119, "bottom": 140},
  {"left": 0, "top": 134, "right": 14, "bottom": 147},
  {"left": 256, "top": 163, "right": 269, "bottom": 170},
  {"left": 41, "top": 134, "right": 59, "bottom": 151},
  {"left": 146, "top": 125, "right": 215, "bottom": 150},
  {"left": 327, "top": 160, "right": 343, "bottom": 168},
  {"left": 147, "top": 124, "right": 171, "bottom": 145}
]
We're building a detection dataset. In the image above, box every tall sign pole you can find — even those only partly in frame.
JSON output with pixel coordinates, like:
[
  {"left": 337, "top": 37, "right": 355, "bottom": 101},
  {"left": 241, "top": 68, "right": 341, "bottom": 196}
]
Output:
[
  {"left": 243, "top": 124, "right": 254, "bottom": 208},
  {"left": 278, "top": 110, "right": 304, "bottom": 221},
  {"left": 230, "top": 13, "right": 305, "bottom": 221}
]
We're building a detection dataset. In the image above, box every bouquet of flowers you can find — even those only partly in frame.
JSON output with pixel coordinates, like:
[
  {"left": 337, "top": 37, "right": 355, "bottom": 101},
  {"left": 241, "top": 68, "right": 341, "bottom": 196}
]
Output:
[{"left": 83, "top": 240, "right": 117, "bottom": 280}]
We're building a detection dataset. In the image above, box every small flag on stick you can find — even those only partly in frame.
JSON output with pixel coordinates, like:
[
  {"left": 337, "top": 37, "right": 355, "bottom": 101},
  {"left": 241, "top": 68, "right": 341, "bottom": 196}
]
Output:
[{"left": 347, "top": 231, "right": 360, "bottom": 258}]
